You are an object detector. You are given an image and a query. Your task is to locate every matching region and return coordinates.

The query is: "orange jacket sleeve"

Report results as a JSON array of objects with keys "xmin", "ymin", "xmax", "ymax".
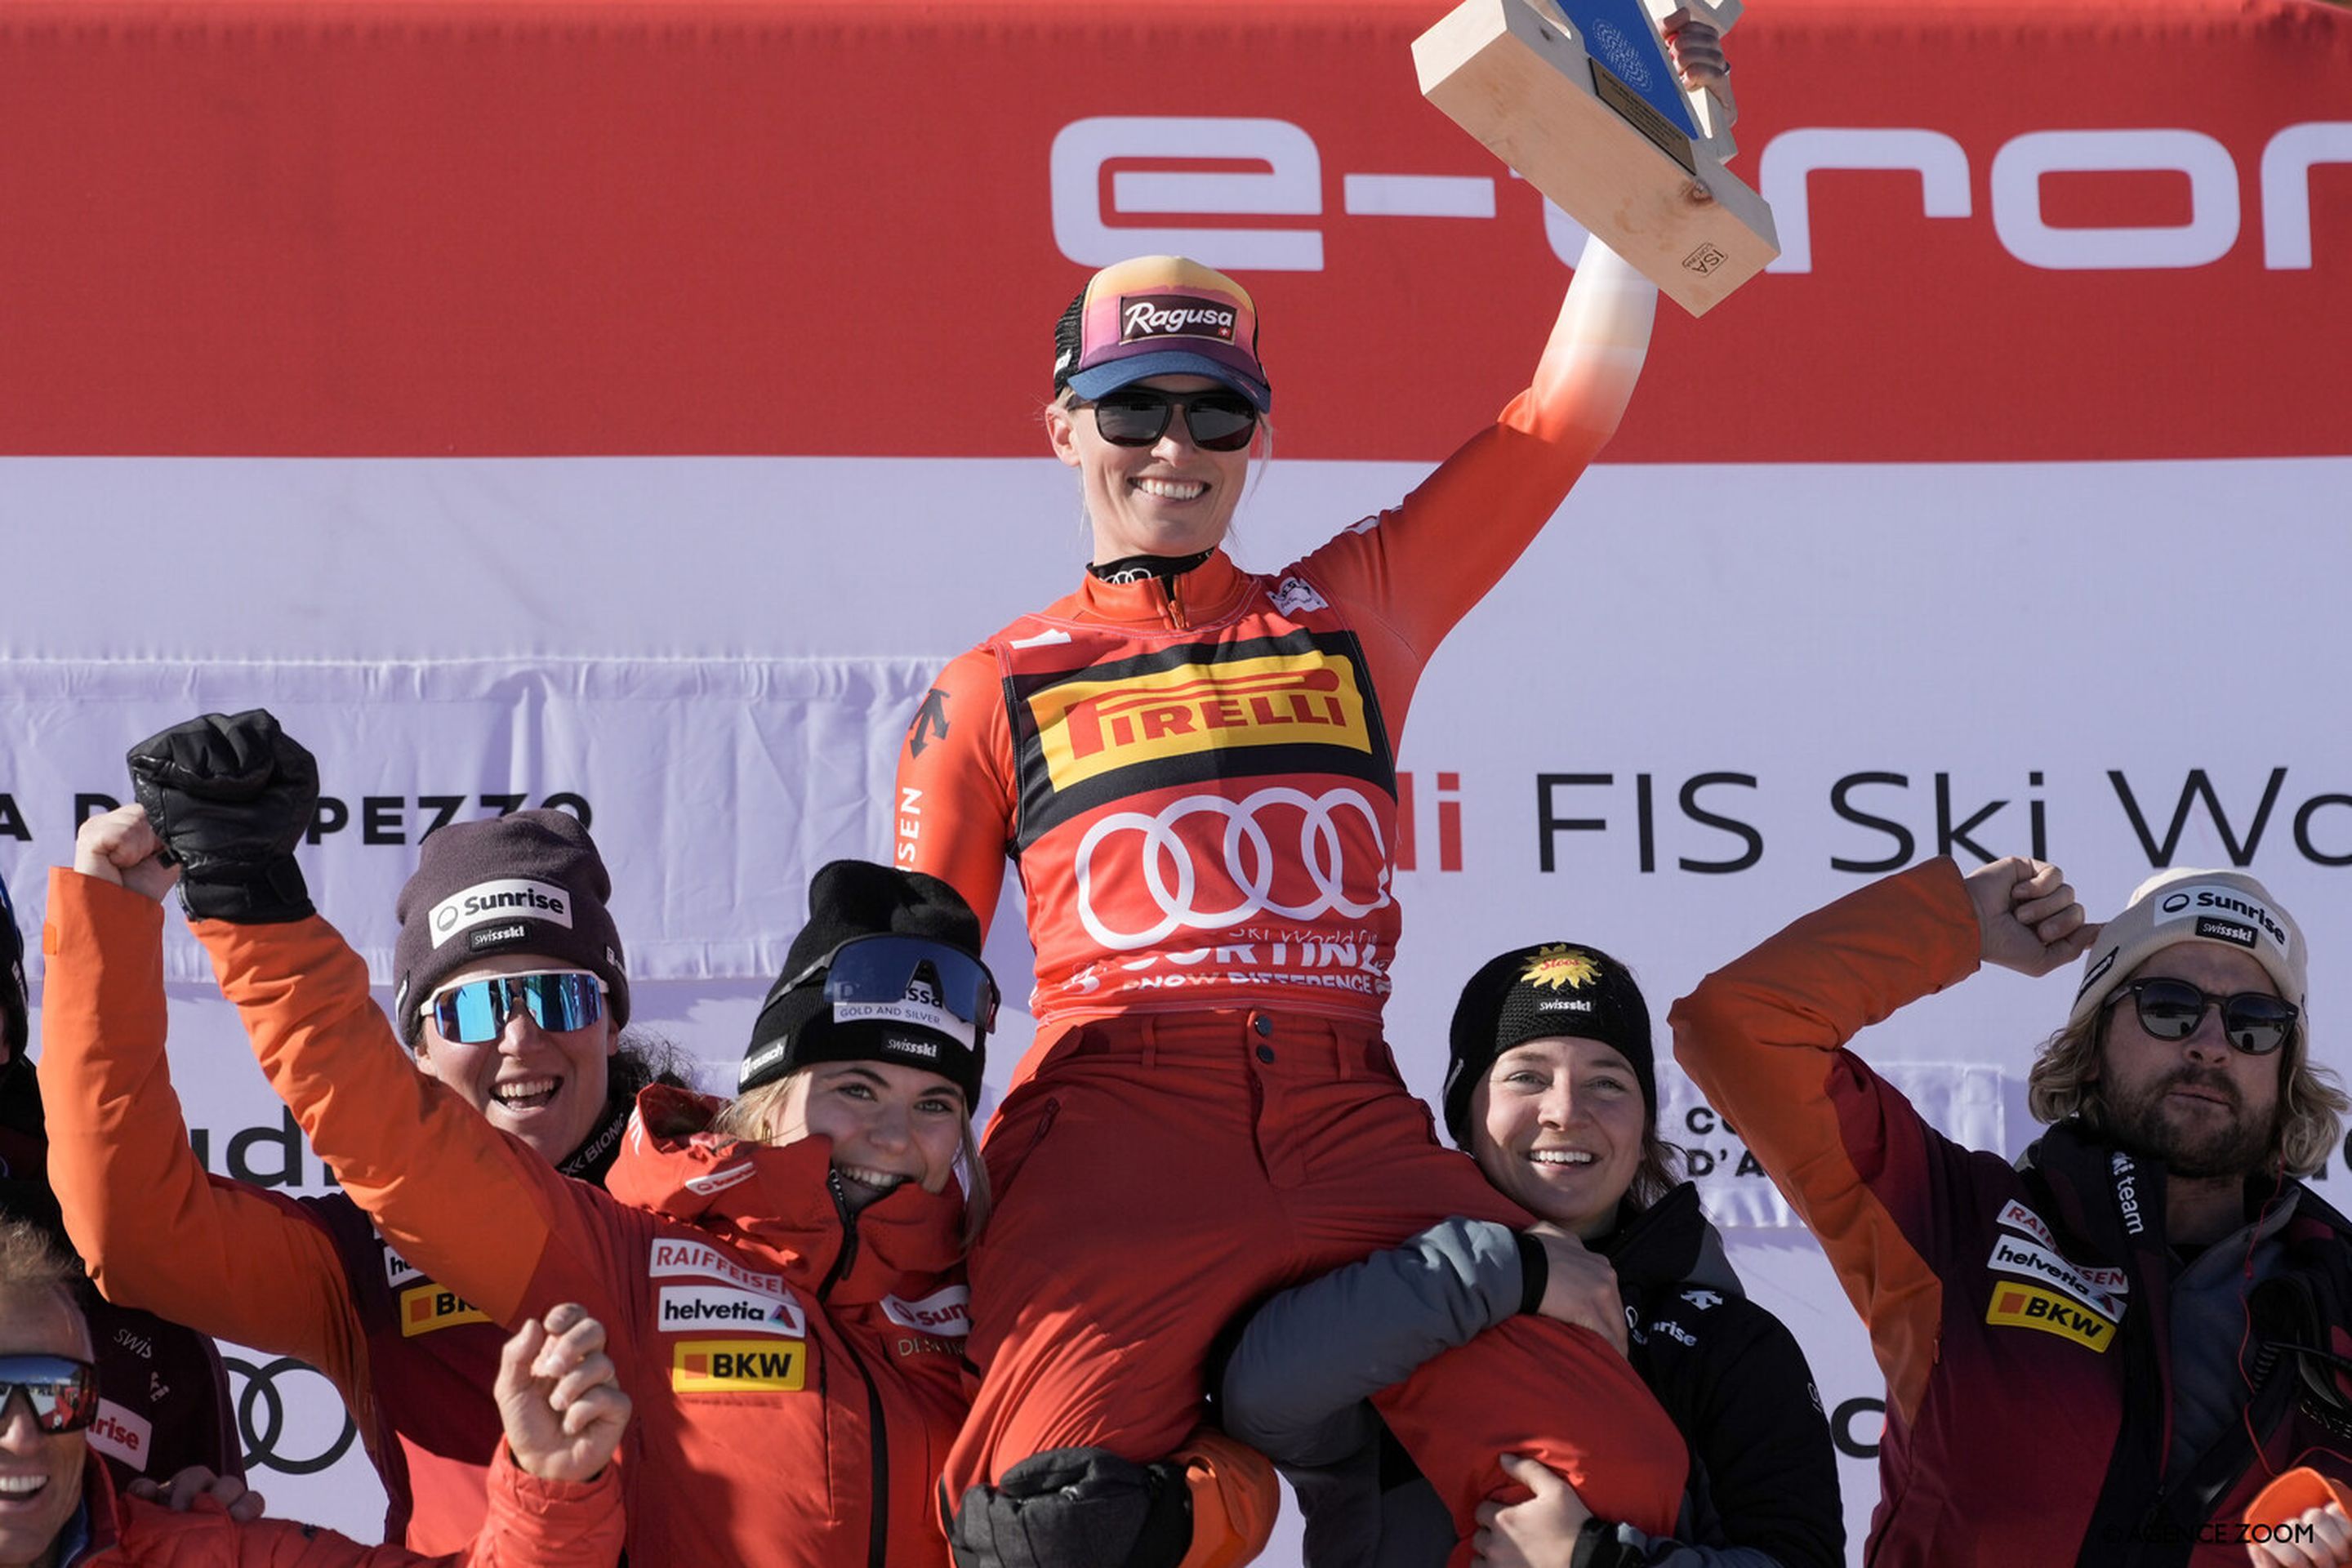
[
  {"xmin": 892, "ymin": 645, "xmax": 1017, "ymax": 942},
  {"xmin": 1666, "ymin": 858, "xmax": 1984, "ymax": 1424},
  {"xmin": 1300, "ymin": 246, "xmax": 1657, "ymax": 741},
  {"xmin": 40, "ymin": 871, "xmax": 369, "ymax": 1392},
  {"xmin": 190, "ymin": 914, "xmax": 633, "ymax": 1338}
]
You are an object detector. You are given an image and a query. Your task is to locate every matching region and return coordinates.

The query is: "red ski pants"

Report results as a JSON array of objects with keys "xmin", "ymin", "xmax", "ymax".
[{"xmin": 945, "ymin": 1009, "xmax": 1687, "ymax": 1558}]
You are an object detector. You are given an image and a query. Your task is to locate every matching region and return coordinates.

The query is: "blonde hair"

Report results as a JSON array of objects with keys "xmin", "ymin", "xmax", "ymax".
[
  {"xmin": 0, "ymin": 1219, "xmax": 87, "ymax": 1341},
  {"xmin": 707, "ymin": 1073, "xmax": 992, "ymax": 1247},
  {"xmin": 2028, "ymin": 1005, "xmax": 2347, "ymax": 1178}
]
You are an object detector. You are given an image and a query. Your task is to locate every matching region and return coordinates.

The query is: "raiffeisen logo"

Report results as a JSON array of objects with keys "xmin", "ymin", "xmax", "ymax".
[{"xmin": 429, "ymin": 878, "xmax": 573, "ymax": 947}]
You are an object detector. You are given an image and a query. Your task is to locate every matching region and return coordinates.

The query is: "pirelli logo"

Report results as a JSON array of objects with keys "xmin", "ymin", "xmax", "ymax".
[
  {"xmin": 671, "ymin": 1338, "xmax": 808, "ymax": 1392},
  {"xmin": 1985, "ymin": 1282, "xmax": 2115, "ymax": 1352},
  {"xmin": 399, "ymin": 1283, "xmax": 492, "ymax": 1338},
  {"xmin": 1027, "ymin": 651, "xmax": 1372, "ymax": 791}
]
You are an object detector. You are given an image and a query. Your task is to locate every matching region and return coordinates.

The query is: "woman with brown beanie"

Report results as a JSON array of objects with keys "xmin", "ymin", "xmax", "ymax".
[
  {"xmin": 46, "ymin": 794, "xmax": 668, "ymax": 1550},
  {"xmin": 56, "ymin": 708, "xmax": 993, "ymax": 1566}
]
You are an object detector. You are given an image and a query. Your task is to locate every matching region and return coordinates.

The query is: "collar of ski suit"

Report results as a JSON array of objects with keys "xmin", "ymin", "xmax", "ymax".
[
  {"xmin": 1067, "ymin": 547, "xmax": 1250, "ymax": 628},
  {"xmin": 604, "ymin": 1084, "xmax": 965, "ymax": 1303},
  {"xmin": 1596, "ymin": 1181, "xmax": 1744, "ymax": 1298}
]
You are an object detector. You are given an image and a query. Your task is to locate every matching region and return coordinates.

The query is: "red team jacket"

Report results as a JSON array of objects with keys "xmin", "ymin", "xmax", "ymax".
[
  {"xmin": 44, "ymin": 874, "xmax": 520, "ymax": 1552},
  {"xmin": 65, "ymin": 1444, "xmax": 621, "ymax": 1568},
  {"xmin": 1671, "ymin": 861, "xmax": 2352, "ymax": 1566},
  {"xmin": 160, "ymin": 901, "xmax": 970, "ymax": 1568}
]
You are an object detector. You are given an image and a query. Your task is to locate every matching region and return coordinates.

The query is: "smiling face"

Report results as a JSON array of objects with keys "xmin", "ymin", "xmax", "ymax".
[
  {"xmin": 769, "ymin": 1061, "xmax": 969, "ymax": 1214},
  {"xmin": 2096, "ymin": 945, "xmax": 2285, "ymax": 1179},
  {"xmin": 1467, "ymin": 1036, "xmax": 1649, "ymax": 1238},
  {"xmin": 0, "ymin": 1289, "xmax": 89, "ymax": 1568},
  {"xmin": 1047, "ymin": 374, "xmax": 1252, "ymax": 565},
  {"xmin": 414, "ymin": 952, "xmax": 619, "ymax": 1164}
]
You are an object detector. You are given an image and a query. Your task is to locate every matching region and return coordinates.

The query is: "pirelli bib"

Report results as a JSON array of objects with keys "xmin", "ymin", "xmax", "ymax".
[{"xmin": 898, "ymin": 369, "xmax": 1616, "ymax": 1029}]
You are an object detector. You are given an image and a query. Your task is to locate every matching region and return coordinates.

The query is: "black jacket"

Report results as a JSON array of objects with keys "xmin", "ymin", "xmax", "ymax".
[{"xmin": 1219, "ymin": 1181, "xmax": 1842, "ymax": 1568}]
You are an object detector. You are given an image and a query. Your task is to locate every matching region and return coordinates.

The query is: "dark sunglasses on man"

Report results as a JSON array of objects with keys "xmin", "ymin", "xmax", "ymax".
[
  {"xmin": 425, "ymin": 970, "xmax": 607, "ymax": 1045},
  {"xmin": 0, "ymin": 1354, "xmax": 101, "ymax": 1434},
  {"xmin": 1085, "ymin": 387, "xmax": 1258, "ymax": 452},
  {"xmin": 2110, "ymin": 978, "xmax": 2298, "ymax": 1055}
]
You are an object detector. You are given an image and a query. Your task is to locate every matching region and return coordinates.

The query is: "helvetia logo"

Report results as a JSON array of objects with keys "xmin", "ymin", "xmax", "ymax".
[{"xmin": 658, "ymin": 1285, "xmax": 808, "ymax": 1338}]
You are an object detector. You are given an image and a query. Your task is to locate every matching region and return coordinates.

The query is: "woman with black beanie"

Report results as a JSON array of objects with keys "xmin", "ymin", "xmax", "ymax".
[{"xmin": 1221, "ymin": 942, "xmax": 1842, "ymax": 1568}]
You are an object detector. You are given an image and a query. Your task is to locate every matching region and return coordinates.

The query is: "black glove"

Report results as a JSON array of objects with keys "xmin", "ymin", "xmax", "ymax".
[
  {"xmin": 126, "ymin": 710, "xmax": 318, "ymax": 924},
  {"xmin": 950, "ymin": 1446, "xmax": 1192, "ymax": 1568}
]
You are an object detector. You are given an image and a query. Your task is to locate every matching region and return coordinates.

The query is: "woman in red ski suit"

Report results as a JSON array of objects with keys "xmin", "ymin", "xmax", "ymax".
[{"xmin": 898, "ymin": 146, "xmax": 1727, "ymax": 1562}]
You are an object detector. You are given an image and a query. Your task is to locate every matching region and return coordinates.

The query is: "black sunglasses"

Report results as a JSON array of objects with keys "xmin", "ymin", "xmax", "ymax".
[
  {"xmin": 2109, "ymin": 978, "xmax": 2298, "ymax": 1056},
  {"xmin": 0, "ymin": 1354, "xmax": 100, "ymax": 1434},
  {"xmin": 1085, "ymin": 388, "xmax": 1258, "ymax": 452}
]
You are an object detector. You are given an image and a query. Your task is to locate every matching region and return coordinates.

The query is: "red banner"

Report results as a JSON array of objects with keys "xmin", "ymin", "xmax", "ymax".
[{"xmin": 0, "ymin": 0, "xmax": 2345, "ymax": 460}]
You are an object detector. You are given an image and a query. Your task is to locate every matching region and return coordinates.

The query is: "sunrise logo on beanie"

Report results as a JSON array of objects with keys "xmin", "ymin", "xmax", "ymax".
[{"xmin": 390, "ymin": 811, "xmax": 629, "ymax": 1045}]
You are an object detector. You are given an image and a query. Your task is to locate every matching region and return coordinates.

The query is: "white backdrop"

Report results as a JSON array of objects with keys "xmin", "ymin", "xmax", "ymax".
[{"xmin": 10, "ymin": 452, "xmax": 2352, "ymax": 1555}]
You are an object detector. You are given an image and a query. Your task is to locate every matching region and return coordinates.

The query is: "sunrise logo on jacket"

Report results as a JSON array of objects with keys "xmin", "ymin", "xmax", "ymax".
[
  {"xmin": 880, "ymin": 1285, "xmax": 971, "ymax": 1337},
  {"xmin": 671, "ymin": 1339, "xmax": 808, "ymax": 1392}
]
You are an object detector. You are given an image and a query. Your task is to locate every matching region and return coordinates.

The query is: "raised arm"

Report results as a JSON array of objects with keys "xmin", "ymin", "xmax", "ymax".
[
  {"xmin": 119, "ymin": 713, "xmax": 629, "ymax": 1336},
  {"xmin": 42, "ymin": 813, "xmax": 363, "ymax": 1385},
  {"xmin": 1298, "ymin": 236, "xmax": 1662, "ymax": 731},
  {"xmin": 892, "ymin": 646, "xmax": 1016, "ymax": 940},
  {"xmin": 242, "ymin": 1307, "xmax": 630, "ymax": 1568},
  {"xmin": 1665, "ymin": 857, "xmax": 2088, "ymax": 1415}
]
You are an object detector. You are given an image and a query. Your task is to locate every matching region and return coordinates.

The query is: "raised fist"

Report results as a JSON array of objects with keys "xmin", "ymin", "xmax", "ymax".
[{"xmin": 126, "ymin": 710, "xmax": 318, "ymax": 924}]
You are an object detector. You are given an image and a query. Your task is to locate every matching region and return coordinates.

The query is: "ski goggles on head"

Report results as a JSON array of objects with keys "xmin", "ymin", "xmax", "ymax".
[
  {"xmin": 0, "ymin": 1355, "xmax": 100, "ymax": 1434},
  {"xmin": 786, "ymin": 935, "xmax": 999, "ymax": 1051},
  {"xmin": 424, "ymin": 969, "xmax": 607, "ymax": 1045},
  {"xmin": 1085, "ymin": 387, "xmax": 1258, "ymax": 452},
  {"xmin": 2110, "ymin": 978, "xmax": 2298, "ymax": 1056}
]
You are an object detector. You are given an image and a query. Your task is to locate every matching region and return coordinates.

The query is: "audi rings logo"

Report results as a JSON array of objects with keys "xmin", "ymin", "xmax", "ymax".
[
  {"xmin": 1074, "ymin": 786, "xmax": 1392, "ymax": 949},
  {"xmin": 226, "ymin": 1355, "xmax": 359, "ymax": 1476},
  {"xmin": 1588, "ymin": 19, "xmax": 1655, "ymax": 92}
]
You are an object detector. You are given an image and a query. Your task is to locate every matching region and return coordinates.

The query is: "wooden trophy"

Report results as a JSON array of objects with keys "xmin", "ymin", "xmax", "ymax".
[{"xmin": 1413, "ymin": 0, "xmax": 1777, "ymax": 314}]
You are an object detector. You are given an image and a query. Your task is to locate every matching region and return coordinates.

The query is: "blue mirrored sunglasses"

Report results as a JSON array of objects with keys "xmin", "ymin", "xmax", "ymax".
[
  {"xmin": 0, "ymin": 1354, "xmax": 100, "ymax": 1433},
  {"xmin": 786, "ymin": 934, "xmax": 998, "ymax": 1051},
  {"xmin": 425, "ymin": 970, "xmax": 606, "ymax": 1045}
]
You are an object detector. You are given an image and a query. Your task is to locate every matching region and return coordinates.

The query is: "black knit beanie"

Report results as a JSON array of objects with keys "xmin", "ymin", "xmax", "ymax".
[
  {"xmin": 740, "ymin": 861, "xmax": 989, "ymax": 1105},
  {"xmin": 1441, "ymin": 942, "xmax": 1655, "ymax": 1146},
  {"xmin": 390, "ymin": 811, "xmax": 629, "ymax": 1045}
]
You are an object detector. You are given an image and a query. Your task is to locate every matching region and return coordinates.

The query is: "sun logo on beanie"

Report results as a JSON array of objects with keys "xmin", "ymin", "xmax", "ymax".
[{"xmin": 1519, "ymin": 946, "xmax": 1601, "ymax": 991}]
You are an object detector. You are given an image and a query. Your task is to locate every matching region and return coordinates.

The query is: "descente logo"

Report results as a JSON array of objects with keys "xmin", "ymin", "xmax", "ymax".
[
  {"xmin": 430, "ymin": 879, "xmax": 573, "ymax": 948},
  {"xmin": 1120, "ymin": 294, "xmax": 1236, "ymax": 344}
]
